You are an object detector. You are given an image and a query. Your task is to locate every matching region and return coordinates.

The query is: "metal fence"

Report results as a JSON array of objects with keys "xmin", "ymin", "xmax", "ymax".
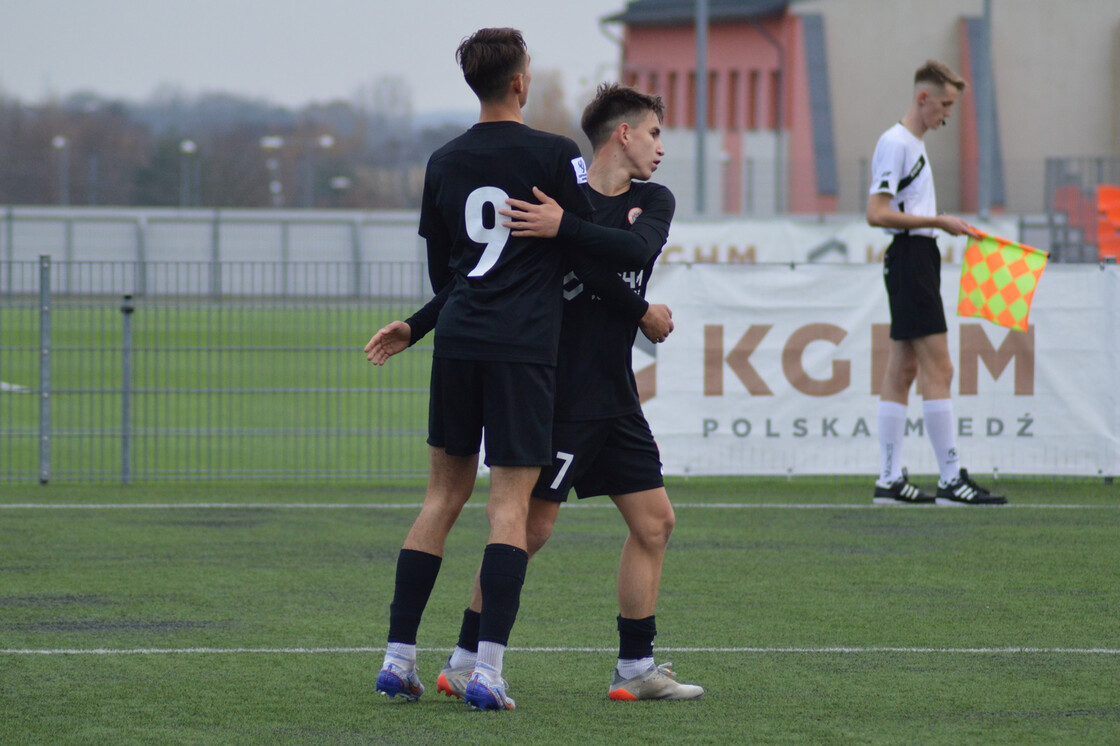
[
  {"xmin": 0, "ymin": 206, "xmax": 427, "ymax": 271},
  {"xmin": 1, "ymin": 258, "xmax": 433, "ymax": 482},
  {"xmin": 1044, "ymin": 156, "xmax": 1120, "ymax": 262}
]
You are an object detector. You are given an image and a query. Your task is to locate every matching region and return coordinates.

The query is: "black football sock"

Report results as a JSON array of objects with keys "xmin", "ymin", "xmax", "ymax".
[
  {"xmin": 477, "ymin": 543, "xmax": 529, "ymax": 646},
  {"xmin": 386, "ymin": 548, "xmax": 442, "ymax": 644},
  {"xmin": 617, "ymin": 614, "xmax": 657, "ymax": 661},
  {"xmin": 457, "ymin": 607, "xmax": 481, "ymax": 653}
]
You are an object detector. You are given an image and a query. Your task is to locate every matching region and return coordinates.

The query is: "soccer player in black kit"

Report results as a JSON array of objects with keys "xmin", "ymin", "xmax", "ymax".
[
  {"xmin": 372, "ymin": 31, "xmax": 653, "ymax": 712},
  {"xmin": 367, "ymin": 84, "xmax": 702, "ymax": 702}
]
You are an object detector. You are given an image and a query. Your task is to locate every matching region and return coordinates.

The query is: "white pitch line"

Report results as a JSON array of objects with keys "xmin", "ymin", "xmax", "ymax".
[
  {"xmin": 0, "ymin": 503, "xmax": 438, "ymax": 510},
  {"xmin": 3, "ymin": 646, "xmax": 1118, "ymax": 656},
  {"xmin": 0, "ymin": 502, "xmax": 1115, "ymax": 510}
]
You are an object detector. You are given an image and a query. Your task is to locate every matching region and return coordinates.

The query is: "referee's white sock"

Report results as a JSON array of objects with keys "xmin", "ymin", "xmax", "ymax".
[
  {"xmin": 877, "ymin": 401, "xmax": 908, "ymax": 485},
  {"xmin": 923, "ymin": 398, "xmax": 961, "ymax": 483}
]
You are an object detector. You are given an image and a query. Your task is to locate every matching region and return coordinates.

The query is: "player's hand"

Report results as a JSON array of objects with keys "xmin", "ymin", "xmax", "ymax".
[
  {"xmin": 639, "ymin": 304, "xmax": 674, "ymax": 343},
  {"xmin": 937, "ymin": 214, "xmax": 979, "ymax": 238},
  {"xmin": 364, "ymin": 321, "xmax": 411, "ymax": 365},
  {"xmin": 500, "ymin": 186, "xmax": 563, "ymax": 238}
]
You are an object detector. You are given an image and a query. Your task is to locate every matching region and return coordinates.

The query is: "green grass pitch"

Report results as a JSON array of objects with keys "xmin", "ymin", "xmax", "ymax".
[
  {"xmin": 1, "ymin": 301, "xmax": 433, "ymax": 480},
  {"xmin": 2, "ymin": 478, "xmax": 1118, "ymax": 744}
]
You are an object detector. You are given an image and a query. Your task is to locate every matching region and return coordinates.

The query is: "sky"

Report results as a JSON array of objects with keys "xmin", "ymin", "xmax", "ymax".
[{"xmin": 0, "ymin": 0, "xmax": 628, "ymax": 116}]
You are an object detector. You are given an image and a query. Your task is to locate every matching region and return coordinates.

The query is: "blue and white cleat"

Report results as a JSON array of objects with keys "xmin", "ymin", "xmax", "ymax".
[
  {"xmin": 463, "ymin": 669, "xmax": 516, "ymax": 711},
  {"xmin": 376, "ymin": 662, "xmax": 425, "ymax": 701}
]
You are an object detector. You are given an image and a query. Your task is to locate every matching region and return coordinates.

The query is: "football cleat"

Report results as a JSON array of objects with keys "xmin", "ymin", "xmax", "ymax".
[
  {"xmin": 376, "ymin": 662, "xmax": 425, "ymax": 702},
  {"xmin": 463, "ymin": 669, "xmax": 516, "ymax": 711},
  {"xmin": 873, "ymin": 468, "xmax": 935, "ymax": 504},
  {"xmin": 936, "ymin": 468, "xmax": 1007, "ymax": 505},
  {"xmin": 608, "ymin": 662, "xmax": 704, "ymax": 701},
  {"xmin": 436, "ymin": 659, "xmax": 473, "ymax": 699}
]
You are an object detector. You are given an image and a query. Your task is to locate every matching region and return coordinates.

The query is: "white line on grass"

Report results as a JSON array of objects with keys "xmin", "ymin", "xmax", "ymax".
[
  {"xmin": 3, "ymin": 646, "xmax": 1119, "ymax": 656},
  {"xmin": 0, "ymin": 503, "xmax": 1115, "ymax": 510}
]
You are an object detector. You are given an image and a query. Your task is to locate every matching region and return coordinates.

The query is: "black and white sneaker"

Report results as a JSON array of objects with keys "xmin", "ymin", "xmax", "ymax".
[
  {"xmin": 873, "ymin": 468, "xmax": 935, "ymax": 504},
  {"xmin": 935, "ymin": 469, "xmax": 1007, "ymax": 505}
]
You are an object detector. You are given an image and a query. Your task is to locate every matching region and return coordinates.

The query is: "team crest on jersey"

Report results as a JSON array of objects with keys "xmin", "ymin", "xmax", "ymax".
[
  {"xmin": 627, "ymin": 207, "xmax": 643, "ymax": 225},
  {"xmin": 571, "ymin": 157, "xmax": 588, "ymax": 184}
]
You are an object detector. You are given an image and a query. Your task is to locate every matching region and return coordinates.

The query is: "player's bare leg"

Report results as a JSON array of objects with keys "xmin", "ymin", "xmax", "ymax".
[
  {"xmin": 442, "ymin": 493, "xmax": 557, "ymax": 699},
  {"xmin": 880, "ymin": 338, "xmax": 919, "ymax": 405},
  {"xmin": 402, "ymin": 448, "xmax": 479, "ymax": 554},
  {"xmin": 909, "ymin": 332, "xmax": 952, "ymax": 400},
  {"xmin": 484, "ymin": 465, "xmax": 539, "ymax": 550},
  {"xmin": 607, "ymin": 488, "xmax": 702, "ymax": 700},
  {"xmin": 379, "ymin": 448, "xmax": 477, "ymax": 701},
  {"xmin": 611, "ymin": 488, "xmax": 673, "ymax": 619},
  {"xmin": 463, "ymin": 464, "xmax": 540, "ymax": 710}
]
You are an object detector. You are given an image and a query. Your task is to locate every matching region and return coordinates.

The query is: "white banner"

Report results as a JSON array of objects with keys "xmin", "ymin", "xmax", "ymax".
[
  {"xmin": 637, "ymin": 263, "xmax": 1120, "ymax": 477},
  {"xmin": 659, "ymin": 216, "xmax": 1021, "ymax": 265}
]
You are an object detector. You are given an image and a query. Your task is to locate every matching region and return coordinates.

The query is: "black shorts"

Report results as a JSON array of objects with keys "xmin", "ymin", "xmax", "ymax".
[
  {"xmin": 533, "ymin": 411, "xmax": 664, "ymax": 502},
  {"xmin": 427, "ymin": 357, "xmax": 555, "ymax": 467},
  {"xmin": 883, "ymin": 233, "xmax": 948, "ymax": 340}
]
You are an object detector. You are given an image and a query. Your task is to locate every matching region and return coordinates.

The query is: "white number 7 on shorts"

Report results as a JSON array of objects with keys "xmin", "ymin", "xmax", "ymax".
[{"xmin": 549, "ymin": 451, "xmax": 574, "ymax": 490}]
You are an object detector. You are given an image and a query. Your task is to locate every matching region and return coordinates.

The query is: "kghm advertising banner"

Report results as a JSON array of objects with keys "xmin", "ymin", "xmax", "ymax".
[{"xmin": 636, "ymin": 264, "xmax": 1119, "ymax": 478}]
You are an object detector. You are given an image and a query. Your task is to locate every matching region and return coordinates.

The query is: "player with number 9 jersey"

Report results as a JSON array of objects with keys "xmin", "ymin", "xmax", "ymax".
[{"xmin": 419, "ymin": 121, "xmax": 594, "ymax": 366}]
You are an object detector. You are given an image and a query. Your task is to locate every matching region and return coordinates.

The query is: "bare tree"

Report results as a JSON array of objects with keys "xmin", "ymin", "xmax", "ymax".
[
  {"xmin": 524, "ymin": 69, "xmax": 583, "ymax": 151},
  {"xmin": 0, "ymin": 79, "xmax": 445, "ymax": 209},
  {"xmin": 355, "ymin": 75, "xmax": 414, "ymax": 154}
]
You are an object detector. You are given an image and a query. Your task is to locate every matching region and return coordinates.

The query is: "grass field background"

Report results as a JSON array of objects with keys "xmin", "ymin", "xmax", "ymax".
[
  {"xmin": 2, "ymin": 477, "xmax": 1117, "ymax": 744},
  {"xmin": 1, "ymin": 301, "xmax": 433, "ymax": 480}
]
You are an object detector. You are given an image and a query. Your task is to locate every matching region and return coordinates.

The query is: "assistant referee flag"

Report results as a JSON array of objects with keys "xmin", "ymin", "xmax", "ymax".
[{"xmin": 957, "ymin": 230, "xmax": 1049, "ymax": 332}]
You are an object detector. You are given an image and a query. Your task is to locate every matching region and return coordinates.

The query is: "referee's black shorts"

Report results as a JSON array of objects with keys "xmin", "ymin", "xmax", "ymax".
[
  {"xmin": 427, "ymin": 357, "xmax": 555, "ymax": 467},
  {"xmin": 532, "ymin": 411, "xmax": 664, "ymax": 502},
  {"xmin": 883, "ymin": 233, "xmax": 948, "ymax": 340}
]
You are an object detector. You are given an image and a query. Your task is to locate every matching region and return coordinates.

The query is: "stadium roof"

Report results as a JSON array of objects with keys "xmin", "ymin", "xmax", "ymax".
[{"xmin": 605, "ymin": 0, "xmax": 792, "ymax": 26}]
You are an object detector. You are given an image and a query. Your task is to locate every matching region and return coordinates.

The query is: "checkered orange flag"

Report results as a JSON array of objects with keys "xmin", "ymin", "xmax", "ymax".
[{"xmin": 957, "ymin": 230, "xmax": 1049, "ymax": 332}]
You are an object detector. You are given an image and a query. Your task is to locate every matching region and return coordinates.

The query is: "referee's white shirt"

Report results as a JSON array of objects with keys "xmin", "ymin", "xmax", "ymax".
[{"xmin": 869, "ymin": 122, "xmax": 937, "ymax": 238}]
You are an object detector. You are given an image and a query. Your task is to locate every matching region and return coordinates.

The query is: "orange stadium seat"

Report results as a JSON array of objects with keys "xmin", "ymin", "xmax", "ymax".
[
  {"xmin": 1098, "ymin": 184, "xmax": 1120, "ymax": 222},
  {"xmin": 1098, "ymin": 234, "xmax": 1120, "ymax": 262},
  {"xmin": 1097, "ymin": 184, "xmax": 1120, "ymax": 261}
]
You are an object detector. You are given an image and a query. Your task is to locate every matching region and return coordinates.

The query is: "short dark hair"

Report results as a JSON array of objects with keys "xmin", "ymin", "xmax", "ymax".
[
  {"xmin": 455, "ymin": 28, "xmax": 528, "ymax": 103},
  {"xmin": 580, "ymin": 83, "xmax": 666, "ymax": 150},
  {"xmin": 914, "ymin": 60, "xmax": 967, "ymax": 92}
]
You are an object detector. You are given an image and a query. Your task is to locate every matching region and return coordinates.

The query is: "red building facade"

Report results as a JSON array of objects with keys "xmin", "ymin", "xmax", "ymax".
[
  {"xmin": 606, "ymin": 0, "xmax": 1007, "ymax": 217},
  {"xmin": 609, "ymin": 0, "xmax": 838, "ymax": 214}
]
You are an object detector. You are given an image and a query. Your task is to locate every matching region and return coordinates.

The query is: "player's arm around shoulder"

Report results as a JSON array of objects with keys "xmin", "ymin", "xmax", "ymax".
[
  {"xmin": 643, "ymin": 182, "xmax": 676, "ymax": 216},
  {"xmin": 497, "ymin": 137, "xmax": 592, "ymax": 238},
  {"xmin": 632, "ymin": 183, "xmax": 675, "ymax": 238},
  {"xmin": 634, "ymin": 184, "xmax": 675, "ymax": 343},
  {"xmin": 501, "ymin": 186, "xmax": 564, "ymax": 238}
]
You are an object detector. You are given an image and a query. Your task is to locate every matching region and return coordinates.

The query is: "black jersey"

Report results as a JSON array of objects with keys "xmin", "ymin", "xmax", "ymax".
[
  {"xmin": 553, "ymin": 181, "xmax": 675, "ymax": 421},
  {"xmin": 419, "ymin": 121, "xmax": 594, "ymax": 365}
]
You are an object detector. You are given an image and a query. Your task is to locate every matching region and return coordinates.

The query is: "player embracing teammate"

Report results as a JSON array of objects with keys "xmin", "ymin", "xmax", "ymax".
[{"xmin": 367, "ymin": 27, "xmax": 700, "ymax": 711}]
